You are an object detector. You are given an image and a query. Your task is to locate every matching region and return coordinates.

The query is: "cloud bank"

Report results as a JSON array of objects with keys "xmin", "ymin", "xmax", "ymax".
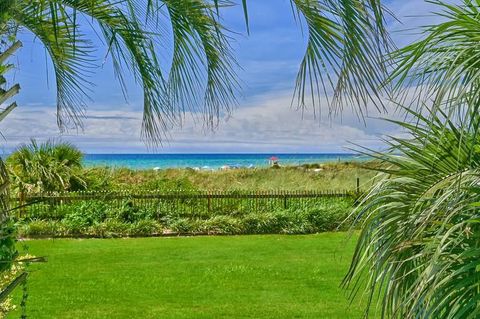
[{"xmin": 0, "ymin": 91, "xmax": 401, "ymax": 154}]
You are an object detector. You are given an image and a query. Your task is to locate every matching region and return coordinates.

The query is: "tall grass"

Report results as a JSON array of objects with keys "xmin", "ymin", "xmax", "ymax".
[{"xmin": 81, "ymin": 162, "xmax": 377, "ymax": 192}]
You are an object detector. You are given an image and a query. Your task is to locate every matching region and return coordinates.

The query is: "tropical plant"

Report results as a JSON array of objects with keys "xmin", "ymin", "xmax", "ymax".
[
  {"xmin": 7, "ymin": 0, "xmax": 480, "ymax": 317},
  {"xmin": 0, "ymin": 38, "xmax": 25, "ymax": 318},
  {"xmin": 341, "ymin": 1, "xmax": 480, "ymax": 318},
  {"xmin": 390, "ymin": 0, "xmax": 480, "ymax": 115},
  {"xmin": 343, "ymin": 107, "xmax": 480, "ymax": 318},
  {"xmin": 7, "ymin": 139, "xmax": 85, "ymax": 193}
]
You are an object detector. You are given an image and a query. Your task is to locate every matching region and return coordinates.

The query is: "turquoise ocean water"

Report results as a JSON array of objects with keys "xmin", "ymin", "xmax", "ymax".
[{"xmin": 83, "ymin": 153, "xmax": 364, "ymax": 170}]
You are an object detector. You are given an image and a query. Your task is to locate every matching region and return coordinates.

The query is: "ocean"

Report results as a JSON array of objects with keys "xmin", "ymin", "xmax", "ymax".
[{"xmin": 83, "ymin": 153, "xmax": 364, "ymax": 170}]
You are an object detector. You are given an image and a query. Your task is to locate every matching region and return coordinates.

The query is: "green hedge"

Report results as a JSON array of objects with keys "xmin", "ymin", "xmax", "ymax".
[{"xmin": 17, "ymin": 198, "xmax": 354, "ymax": 238}]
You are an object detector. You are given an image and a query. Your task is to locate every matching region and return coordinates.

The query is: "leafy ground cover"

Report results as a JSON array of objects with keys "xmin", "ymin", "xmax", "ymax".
[
  {"xmin": 8, "ymin": 233, "xmax": 366, "ymax": 319},
  {"xmin": 19, "ymin": 197, "xmax": 354, "ymax": 238}
]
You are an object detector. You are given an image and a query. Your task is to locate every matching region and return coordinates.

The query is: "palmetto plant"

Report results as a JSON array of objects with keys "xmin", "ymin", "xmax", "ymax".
[{"xmin": 7, "ymin": 139, "xmax": 85, "ymax": 194}]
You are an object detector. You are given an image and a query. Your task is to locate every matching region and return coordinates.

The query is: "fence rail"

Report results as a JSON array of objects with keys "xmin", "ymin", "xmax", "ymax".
[{"xmin": 12, "ymin": 189, "xmax": 357, "ymax": 219}]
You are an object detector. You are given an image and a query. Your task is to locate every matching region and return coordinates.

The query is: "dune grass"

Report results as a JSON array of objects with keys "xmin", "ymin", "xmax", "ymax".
[
  {"xmin": 9, "ymin": 233, "xmax": 367, "ymax": 319},
  {"xmin": 83, "ymin": 162, "xmax": 377, "ymax": 192}
]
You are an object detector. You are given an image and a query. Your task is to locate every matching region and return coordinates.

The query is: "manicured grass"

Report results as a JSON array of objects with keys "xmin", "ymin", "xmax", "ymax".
[{"xmin": 9, "ymin": 233, "xmax": 365, "ymax": 319}]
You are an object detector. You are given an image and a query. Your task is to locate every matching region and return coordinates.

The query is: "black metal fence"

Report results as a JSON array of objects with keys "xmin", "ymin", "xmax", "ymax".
[{"xmin": 13, "ymin": 190, "xmax": 356, "ymax": 219}]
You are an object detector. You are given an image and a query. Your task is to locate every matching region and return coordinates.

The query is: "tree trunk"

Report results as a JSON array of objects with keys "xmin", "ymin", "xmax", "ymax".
[{"xmin": 0, "ymin": 41, "xmax": 21, "ymax": 271}]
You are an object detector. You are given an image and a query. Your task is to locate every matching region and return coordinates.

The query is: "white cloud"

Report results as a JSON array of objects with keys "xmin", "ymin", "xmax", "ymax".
[{"xmin": 0, "ymin": 91, "xmax": 403, "ymax": 154}]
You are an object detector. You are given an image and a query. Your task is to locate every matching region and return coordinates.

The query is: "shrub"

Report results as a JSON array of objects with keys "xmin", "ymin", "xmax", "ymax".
[
  {"xmin": 87, "ymin": 220, "xmax": 130, "ymax": 238},
  {"xmin": 107, "ymin": 199, "xmax": 149, "ymax": 223},
  {"xmin": 25, "ymin": 203, "xmax": 66, "ymax": 221},
  {"xmin": 63, "ymin": 201, "xmax": 108, "ymax": 233},
  {"xmin": 305, "ymin": 201, "xmax": 352, "ymax": 232},
  {"xmin": 243, "ymin": 213, "xmax": 280, "ymax": 234},
  {"xmin": 19, "ymin": 220, "xmax": 62, "ymax": 237},
  {"xmin": 201, "ymin": 216, "xmax": 243, "ymax": 234},
  {"xmin": 18, "ymin": 195, "xmax": 354, "ymax": 237},
  {"xmin": 278, "ymin": 210, "xmax": 312, "ymax": 234},
  {"xmin": 168, "ymin": 218, "xmax": 201, "ymax": 234},
  {"xmin": 129, "ymin": 220, "xmax": 161, "ymax": 237}
]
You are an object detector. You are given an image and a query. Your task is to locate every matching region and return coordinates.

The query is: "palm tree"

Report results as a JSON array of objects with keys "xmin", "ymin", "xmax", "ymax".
[
  {"xmin": 13, "ymin": 0, "xmax": 476, "ymax": 317},
  {"xmin": 342, "ymin": 1, "xmax": 480, "ymax": 318},
  {"xmin": 0, "ymin": 39, "xmax": 24, "ymax": 312},
  {"xmin": 1, "ymin": 0, "xmax": 241, "ymax": 142},
  {"xmin": 343, "ymin": 107, "xmax": 480, "ymax": 318},
  {"xmin": 7, "ymin": 139, "xmax": 85, "ymax": 194}
]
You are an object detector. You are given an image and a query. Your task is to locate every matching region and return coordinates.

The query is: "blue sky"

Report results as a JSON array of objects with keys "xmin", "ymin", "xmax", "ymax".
[{"xmin": 0, "ymin": 0, "xmax": 444, "ymax": 154}]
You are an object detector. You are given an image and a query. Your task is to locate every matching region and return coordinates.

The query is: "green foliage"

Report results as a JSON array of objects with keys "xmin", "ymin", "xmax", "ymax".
[
  {"xmin": 86, "ymin": 220, "xmax": 130, "ymax": 238},
  {"xmin": 343, "ymin": 108, "xmax": 480, "ymax": 318},
  {"xmin": 20, "ymin": 220, "xmax": 62, "ymax": 237},
  {"xmin": 18, "ymin": 196, "xmax": 353, "ymax": 238},
  {"xmin": 202, "ymin": 215, "xmax": 244, "ymax": 234},
  {"xmin": 391, "ymin": 0, "xmax": 480, "ymax": 117},
  {"xmin": 167, "ymin": 218, "xmax": 200, "ymax": 234},
  {"xmin": 128, "ymin": 220, "xmax": 161, "ymax": 237},
  {"xmin": 0, "ymin": 258, "xmax": 25, "ymax": 318},
  {"xmin": 7, "ymin": 139, "xmax": 85, "ymax": 194},
  {"xmin": 62, "ymin": 201, "xmax": 108, "ymax": 234},
  {"xmin": 0, "ymin": 219, "xmax": 16, "ymax": 272},
  {"xmin": 291, "ymin": 0, "xmax": 390, "ymax": 112},
  {"xmin": 2, "ymin": 0, "xmax": 242, "ymax": 143},
  {"xmin": 3, "ymin": 0, "xmax": 390, "ymax": 142}
]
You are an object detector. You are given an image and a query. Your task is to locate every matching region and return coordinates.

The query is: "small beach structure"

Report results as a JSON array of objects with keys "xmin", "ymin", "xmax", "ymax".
[{"xmin": 268, "ymin": 156, "xmax": 279, "ymax": 167}]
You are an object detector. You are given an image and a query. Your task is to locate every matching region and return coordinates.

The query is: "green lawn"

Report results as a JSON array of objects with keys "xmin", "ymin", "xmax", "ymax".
[{"xmin": 9, "ymin": 233, "xmax": 366, "ymax": 319}]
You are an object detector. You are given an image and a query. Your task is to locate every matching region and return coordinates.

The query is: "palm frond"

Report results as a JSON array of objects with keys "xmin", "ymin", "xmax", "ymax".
[
  {"xmin": 7, "ymin": 139, "xmax": 85, "ymax": 192},
  {"xmin": 13, "ymin": 1, "xmax": 95, "ymax": 129},
  {"xmin": 8, "ymin": 0, "xmax": 242, "ymax": 143},
  {"xmin": 164, "ymin": 0, "xmax": 239, "ymax": 130},
  {"xmin": 291, "ymin": 0, "xmax": 392, "ymax": 117},
  {"xmin": 390, "ymin": 0, "xmax": 480, "ymax": 119},
  {"xmin": 343, "ymin": 105, "xmax": 480, "ymax": 318}
]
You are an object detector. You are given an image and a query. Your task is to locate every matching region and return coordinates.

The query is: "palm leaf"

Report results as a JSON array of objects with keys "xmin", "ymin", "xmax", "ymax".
[
  {"xmin": 343, "ymin": 105, "xmax": 480, "ymax": 318},
  {"xmin": 390, "ymin": 0, "xmax": 480, "ymax": 120},
  {"xmin": 291, "ymin": 0, "xmax": 392, "ymax": 116}
]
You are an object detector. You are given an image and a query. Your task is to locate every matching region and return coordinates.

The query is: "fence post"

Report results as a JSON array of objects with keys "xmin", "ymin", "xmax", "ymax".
[
  {"xmin": 356, "ymin": 177, "xmax": 360, "ymax": 195},
  {"xmin": 207, "ymin": 191, "xmax": 211, "ymax": 213}
]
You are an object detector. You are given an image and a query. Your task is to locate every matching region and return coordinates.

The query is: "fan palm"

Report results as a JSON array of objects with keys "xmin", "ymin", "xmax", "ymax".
[{"xmin": 7, "ymin": 139, "xmax": 85, "ymax": 193}]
